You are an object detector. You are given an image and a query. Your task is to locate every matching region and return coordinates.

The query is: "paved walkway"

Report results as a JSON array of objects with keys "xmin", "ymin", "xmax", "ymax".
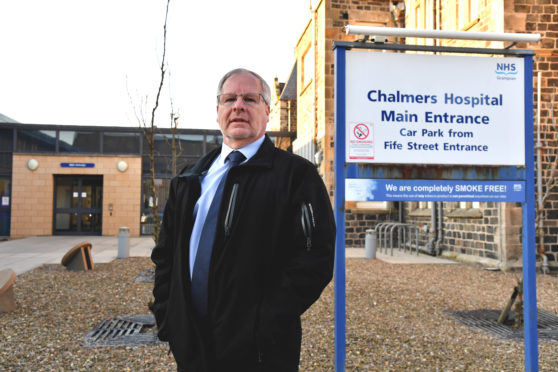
[
  {"xmin": 0, "ymin": 236, "xmax": 155, "ymax": 274},
  {"xmin": 347, "ymin": 247, "xmax": 458, "ymax": 264},
  {"xmin": 0, "ymin": 236, "xmax": 457, "ymax": 275}
]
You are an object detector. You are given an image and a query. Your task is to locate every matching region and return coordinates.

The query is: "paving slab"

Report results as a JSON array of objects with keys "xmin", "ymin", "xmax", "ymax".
[
  {"xmin": 0, "ymin": 236, "xmax": 155, "ymax": 274},
  {"xmin": 346, "ymin": 247, "xmax": 458, "ymax": 264},
  {"xmin": 1, "ymin": 237, "xmax": 457, "ymax": 275}
]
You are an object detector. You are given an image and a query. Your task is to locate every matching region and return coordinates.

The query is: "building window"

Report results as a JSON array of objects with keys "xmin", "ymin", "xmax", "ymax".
[
  {"xmin": 457, "ymin": 0, "xmax": 480, "ymax": 30},
  {"xmin": 459, "ymin": 201, "xmax": 480, "ymax": 209},
  {"xmin": 292, "ymin": 137, "xmax": 315, "ymax": 163},
  {"xmin": 408, "ymin": 201, "xmax": 432, "ymax": 217},
  {"xmin": 59, "ymin": 131, "xmax": 101, "ymax": 153},
  {"xmin": 143, "ymin": 155, "xmax": 199, "ymax": 177},
  {"xmin": 414, "ymin": 1, "xmax": 423, "ymax": 29},
  {"xmin": 0, "ymin": 153, "xmax": 11, "ymax": 174},
  {"xmin": 16, "ymin": 129, "xmax": 56, "ymax": 153},
  {"xmin": 205, "ymin": 134, "xmax": 222, "ymax": 153},
  {"xmin": 301, "ymin": 45, "xmax": 314, "ymax": 88},
  {"xmin": 103, "ymin": 132, "xmax": 140, "ymax": 154},
  {"xmin": 141, "ymin": 177, "xmax": 170, "ymax": 235},
  {"xmin": 149, "ymin": 133, "xmax": 204, "ymax": 157},
  {"xmin": 447, "ymin": 201, "xmax": 483, "ymax": 219},
  {"xmin": 177, "ymin": 134, "xmax": 204, "ymax": 156},
  {"xmin": 0, "ymin": 129, "xmax": 13, "ymax": 152},
  {"xmin": 352, "ymin": 201, "xmax": 393, "ymax": 213},
  {"xmin": 410, "ymin": 0, "xmax": 434, "ymax": 46}
]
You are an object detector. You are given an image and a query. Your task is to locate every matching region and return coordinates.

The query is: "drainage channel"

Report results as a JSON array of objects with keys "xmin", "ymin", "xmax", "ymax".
[
  {"xmin": 83, "ymin": 314, "xmax": 166, "ymax": 347},
  {"xmin": 445, "ymin": 309, "xmax": 558, "ymax": 342}
]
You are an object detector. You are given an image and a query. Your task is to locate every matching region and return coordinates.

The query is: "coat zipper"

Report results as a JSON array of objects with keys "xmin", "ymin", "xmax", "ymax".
[
  {"xmin": 224, "ymin": 183, "xmax": 239, "ymax": 237},
  {"xmin": 255, "ymin": 333, "xmax": 263, "ymax": 366},
  {"xmin": 301, "ymin": 202, "xmax": 315, "ymax": 251}
]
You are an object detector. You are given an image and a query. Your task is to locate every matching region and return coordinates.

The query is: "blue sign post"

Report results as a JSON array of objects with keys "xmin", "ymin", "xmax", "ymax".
[
  {"xmin": 522, "ymin": 55, "xmax": 538, "ymax": 371},
  {"xmin": 334, "ymin": 42, "xmax": 537, "ymax": 371},
  {"xmin": 333, "ymin": 44, "xmax": 347, "ymax": 372}
]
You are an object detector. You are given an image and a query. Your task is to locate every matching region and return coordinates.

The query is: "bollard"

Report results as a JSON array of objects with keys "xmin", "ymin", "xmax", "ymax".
[
  {"xmin": 365, "ymin": 229, "xmax": 377, "ymax": 259},
  {"xmin": 118, "ymin": 227, "xmax": 130, "ymax": 259}
]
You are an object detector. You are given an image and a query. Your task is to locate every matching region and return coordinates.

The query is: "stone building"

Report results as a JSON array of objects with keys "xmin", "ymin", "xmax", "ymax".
[{"xmin": 269, "ymin": 0, "xmax": 558, "ymax": 270}]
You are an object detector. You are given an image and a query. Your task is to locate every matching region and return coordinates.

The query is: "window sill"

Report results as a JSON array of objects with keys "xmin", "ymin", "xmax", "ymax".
[
  {"xmin": 299, "ymin": 79, "xmax": 313, "ymax": 96},
  {"xmin": 345, "ymin": 201, "xmax": 392, "ymax": 214},
  {"xmin": 461, "ymin": 17, "xmax": 480, "ymax": 32},
  {"xmin": 446, "ymin": 208, "xmax": 483, "ymax": 219},
  {"xmin": 408, "ymin": 208, "xmax": 431, "ymax": 217}
]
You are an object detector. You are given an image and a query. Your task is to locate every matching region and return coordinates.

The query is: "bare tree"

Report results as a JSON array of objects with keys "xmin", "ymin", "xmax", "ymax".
[
  {"xmin": 165, "ymin": 71, "xmax": 183, "ymax": 176},
  {"xmin": 130, "ymin": 0, "xmax": 171, "ymax": 243},
  {"xmin": 536, "ymin": 89, "xmax": 557, "ymax": 273},
  {"xmin": 167, "ymin": 111, "xmax": 182, "ymax": 176}
]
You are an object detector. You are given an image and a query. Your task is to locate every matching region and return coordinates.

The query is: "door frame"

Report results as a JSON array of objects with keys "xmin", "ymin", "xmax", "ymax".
[
  {"xmin": 53, "ymin": 175, "xmax": 103, "ymax": 235},
  {"xmin": 0, "ymin": 175, "xmax": 11, "ymax": 238}
]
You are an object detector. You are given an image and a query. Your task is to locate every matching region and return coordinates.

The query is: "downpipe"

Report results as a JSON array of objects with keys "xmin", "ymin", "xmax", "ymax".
[
  {"xmin": 536, "ymin": 71, "xmax": 550, "ymax": 274},
  {"xmin": 424, "ymin": 202, "xmax": 437, "ymax": 255},
  {"xmin": 434, "ymin": 202, "xmax": 444, "ymax": 256}
]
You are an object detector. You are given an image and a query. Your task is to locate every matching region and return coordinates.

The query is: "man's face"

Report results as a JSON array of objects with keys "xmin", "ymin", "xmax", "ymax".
[{"xmin": 217, "ymin": 72, "xmax": 270, "ymax": 149}]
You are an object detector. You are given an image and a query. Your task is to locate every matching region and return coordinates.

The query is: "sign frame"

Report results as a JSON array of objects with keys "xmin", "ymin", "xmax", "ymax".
[
  {"xmin": 344, "ymin": 52, "xmax": 526, "ymax": 166},
  {"xmin": 334, "ymin": 42, "xmax": 537, "ymax": 371}
]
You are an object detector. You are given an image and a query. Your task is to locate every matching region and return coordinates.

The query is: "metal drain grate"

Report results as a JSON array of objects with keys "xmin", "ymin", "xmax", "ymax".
[
  {"xmin": 445, "ymin": 309, "xmax": 558, "ymax": 342},
  {"xmin": 83, "ymin": 314, "xmax": 166, "ymax": 347},
  {"xmin": 135, "ymin": 269, "xmax": 155, "ymax": 283}
]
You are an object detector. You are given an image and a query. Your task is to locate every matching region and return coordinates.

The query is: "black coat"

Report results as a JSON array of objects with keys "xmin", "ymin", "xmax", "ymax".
[{"xmin": 151, "ymin": 136, "xmax": 335, "ymax": 371}]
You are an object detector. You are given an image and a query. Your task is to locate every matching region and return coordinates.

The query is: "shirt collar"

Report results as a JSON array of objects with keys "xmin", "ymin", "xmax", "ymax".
[{"xmin": 219, "ymin": 135, "xmax": 265, "ymax": 166}]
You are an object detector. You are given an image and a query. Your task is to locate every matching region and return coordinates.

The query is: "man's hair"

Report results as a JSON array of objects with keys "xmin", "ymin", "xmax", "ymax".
[{"xmin": 216, "ymin": 68, "xmax": 271, "ymax": 105}]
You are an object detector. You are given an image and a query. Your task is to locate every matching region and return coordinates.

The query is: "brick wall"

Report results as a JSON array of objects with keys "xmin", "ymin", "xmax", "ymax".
[
  {"xmin": 323, "ymin": 0, "xmax": 393, "ymax": 197},
  {"xmin": 268, "ymin": 78, "xmax": 284, "ymax": 133},
  {"xmin": 11, "ymin": 154, "xmax": 141, "ymax": 238},
  {"xmin": 400, "ymin": 0, "xmax": 558, "ymax": 267},
  {"xmin": 400, "ymin": 202, "xmax": 522, "ymax": 267},
  {"xmin": 269, "ymin": 78, "xmax": 297, "ymax": 151},
  {"xmin": 345, "ymin": 207, "xmax": 395, "ymax": 247},
  {"xmin": 513, "ymin": 0, "xmax": 558, "ymax": 265},
  {"xmin": 275, "ymin": 0, "xmax": 392, "ymax": 197},
  {"xmin": 293, "ymin": 15, "xmax": 316, "ymax": 160},
  {"xmin": 443, "ymin": 203, "xmax": 501, "ymax": 260},
  {"xmin": 277, "ymin": 0, "xmax": 558, "ymax": 267}
]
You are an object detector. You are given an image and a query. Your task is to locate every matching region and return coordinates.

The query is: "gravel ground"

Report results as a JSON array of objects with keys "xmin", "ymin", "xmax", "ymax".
[{"xmin": 1, "ymin": 257, "xmax": 558, "ymax": 371}]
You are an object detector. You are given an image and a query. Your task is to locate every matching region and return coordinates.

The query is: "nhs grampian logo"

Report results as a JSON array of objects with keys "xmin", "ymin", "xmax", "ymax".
[
  {"xmin": 495, "ymin": 63, "xmax": 518, "ymax": 81},
  {"xmin": 513, "ymin": 183, "xmax": 523, "ymax": 192}
]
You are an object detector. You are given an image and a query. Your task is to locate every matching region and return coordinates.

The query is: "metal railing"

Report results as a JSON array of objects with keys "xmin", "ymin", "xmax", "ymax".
[{"xmin": 374, "ymin": 222, "xmax": 421, "ymax": 256}]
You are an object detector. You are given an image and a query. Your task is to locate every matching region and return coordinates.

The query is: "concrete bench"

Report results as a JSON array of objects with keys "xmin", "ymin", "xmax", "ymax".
[
  {"xmin": 0, "ymin": 268, "xmax": 16, "ymax": 312},
  {"xmin": 61, "ymin": 242, "xmax": 94, "ymax": 271}
]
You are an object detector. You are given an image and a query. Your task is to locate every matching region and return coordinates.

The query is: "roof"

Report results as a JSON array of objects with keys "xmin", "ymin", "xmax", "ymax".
[
  {"xmin": 0, "ymin": 113, "xmax": 19, "ymax": 123},
  {"xmin": 280, "ymin": 62, "xmax": 297, "ymax": 100}
]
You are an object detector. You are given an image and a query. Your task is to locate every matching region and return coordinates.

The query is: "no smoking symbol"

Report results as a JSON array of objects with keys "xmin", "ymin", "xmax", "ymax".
[{"xmin": 354, "ymin": 123, "xmax": 369, "ymax": 139}]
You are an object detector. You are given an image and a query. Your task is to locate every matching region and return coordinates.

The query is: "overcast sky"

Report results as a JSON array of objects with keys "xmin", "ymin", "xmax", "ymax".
[{"xmin": 0, "ymin": 0, "xmax": 312, "ymax": 129}]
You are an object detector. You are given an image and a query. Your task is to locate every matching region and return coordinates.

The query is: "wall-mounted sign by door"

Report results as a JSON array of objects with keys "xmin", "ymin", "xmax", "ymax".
[{"xmin": 60, "ymin": 163, "xmax": 95, "ymax": 168}]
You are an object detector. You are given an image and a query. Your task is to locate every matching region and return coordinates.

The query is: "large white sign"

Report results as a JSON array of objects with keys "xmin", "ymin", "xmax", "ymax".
[{"xmin": 345, "ymin": 51, "xmax": 525, "ymax": 165}]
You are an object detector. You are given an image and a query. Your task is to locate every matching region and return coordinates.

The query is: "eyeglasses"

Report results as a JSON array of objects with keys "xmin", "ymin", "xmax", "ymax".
[{"xmin": 217, "ymin": 93, "xmax": 267, "ymax": 106}]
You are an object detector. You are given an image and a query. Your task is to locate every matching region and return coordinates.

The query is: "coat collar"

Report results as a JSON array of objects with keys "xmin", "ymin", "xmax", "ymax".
[
  {"xmin": 178, "ymin": 134, "xmax": 274, "ymax": 178},
  {"xmin": 243, "ymin": 134, "xmax": 274, "ymax": 169}
]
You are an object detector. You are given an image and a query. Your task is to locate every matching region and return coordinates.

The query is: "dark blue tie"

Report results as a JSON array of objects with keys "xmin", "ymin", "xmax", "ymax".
[{"xmin": 191, "ymin": 150, "xmax": 245, "ymax": 317}]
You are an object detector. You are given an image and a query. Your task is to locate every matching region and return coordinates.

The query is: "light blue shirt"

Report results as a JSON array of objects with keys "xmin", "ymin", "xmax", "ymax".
[{"xmin": 189, "ymin": 135, "xmax": 265, "ymax": 277}]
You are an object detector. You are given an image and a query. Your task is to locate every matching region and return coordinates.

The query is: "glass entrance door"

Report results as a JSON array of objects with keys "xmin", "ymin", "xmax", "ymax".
[
  {"xmin": 0, "ymin": 177, "xmax": 10, "ymax": 237},
  {"xmin": 54, "ymin": 175, "xmax": 102, "ymax": 235}
]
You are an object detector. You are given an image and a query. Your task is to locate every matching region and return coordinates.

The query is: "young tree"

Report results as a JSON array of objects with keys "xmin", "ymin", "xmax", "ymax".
[{"xmin": 131, "ymin": 0, "xmax": 171, "ymax": 243}]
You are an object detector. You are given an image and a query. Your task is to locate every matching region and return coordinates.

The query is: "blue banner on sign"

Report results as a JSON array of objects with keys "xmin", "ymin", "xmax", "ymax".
[
  {"xmin": 346, "ymin": 179, "xmax": 525, "ymax": 202},
  {"xmin": 60, "ymin": 163, "xmax": 95, "ymax": 168}
]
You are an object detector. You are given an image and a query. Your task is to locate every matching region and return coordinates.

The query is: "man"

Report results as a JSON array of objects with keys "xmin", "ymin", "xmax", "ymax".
[{"xmin": 151, "ymin": 68, "xmax": 335, "ymax": 371}]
